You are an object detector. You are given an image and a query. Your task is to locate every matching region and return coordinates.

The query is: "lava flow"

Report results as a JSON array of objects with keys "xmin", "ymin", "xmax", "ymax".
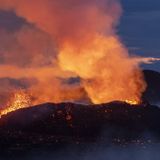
[
  {"xmin": 125, "ymin": 100, "xmax": 139, "ymax": 105},
  {"xmin": 0, "ymin": 90, "xmax": 31, "ymax": 117},
  {"xmin": 0, "ymin": 91, "xmax": 140, "ymax": 118}
]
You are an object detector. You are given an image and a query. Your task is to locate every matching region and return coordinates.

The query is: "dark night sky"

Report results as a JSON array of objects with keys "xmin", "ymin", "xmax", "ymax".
[
  {"xmin": 119, "ymin": 0, "xmax": 160, "ymax": 71},
  {"xmin": 0, "ymin": 0, "xmax": 160, "ymax": 71}
]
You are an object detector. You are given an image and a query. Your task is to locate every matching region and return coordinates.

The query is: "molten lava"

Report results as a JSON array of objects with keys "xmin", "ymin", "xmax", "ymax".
[
  {"xmin": 125, "ymin": 100, "xmax": 139, "ymax": 105},
  {"xmin": 0, "ymin": 90, "xmax": 31, "ymax": 117}
]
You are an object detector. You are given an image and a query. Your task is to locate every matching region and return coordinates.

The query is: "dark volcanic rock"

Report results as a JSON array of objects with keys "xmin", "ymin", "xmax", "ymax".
[
  {"xmin": 143, "ymin": 70, "xmax": 160, "ymax": 104},
  {"xmin": 0, "ymin": 101, "xmax": 160, "ymax": 158}
]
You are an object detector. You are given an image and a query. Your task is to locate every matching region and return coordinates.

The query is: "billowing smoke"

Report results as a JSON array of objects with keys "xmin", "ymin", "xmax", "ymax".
[{"xmin": 0, "ymin": 0, "xmax": 156, "ymax": 105}]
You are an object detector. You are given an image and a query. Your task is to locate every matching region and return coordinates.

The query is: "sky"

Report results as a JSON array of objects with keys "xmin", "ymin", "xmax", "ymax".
[{"xmin": 119, "ymin": 0, "xmax": 160, "ymax": 71}]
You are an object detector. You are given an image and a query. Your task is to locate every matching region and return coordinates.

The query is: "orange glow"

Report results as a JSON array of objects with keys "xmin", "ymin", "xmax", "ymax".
[
  {"xmin": 59, "ymin": 35, "xmax": 146, "ymax": 104},
  {"xmin": 125, "ymin": 100, "xmax": 140, "ymax": 105},
  {"xmin": 0, "ymin": 0, "xmax": 148, "ymax": 109},
  {"xmin": 0, "ymin": 90, "xmax": 31, "ymax": 117}
]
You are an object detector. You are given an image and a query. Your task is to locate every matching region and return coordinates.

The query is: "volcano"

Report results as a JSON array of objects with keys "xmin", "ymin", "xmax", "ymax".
[
  {"xmin": 0, "ymin": 101, "xmax": 160, "ymax": 159},
  {"xmin": 0, "ymin": 71, "xmax": 160, "ymax": 159}
]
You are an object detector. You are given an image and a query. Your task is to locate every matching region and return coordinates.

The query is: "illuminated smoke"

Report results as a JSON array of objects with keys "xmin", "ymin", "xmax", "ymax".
[{"xmin": 0, "ymin": 0, "xmax": 153, "ymax": 105}]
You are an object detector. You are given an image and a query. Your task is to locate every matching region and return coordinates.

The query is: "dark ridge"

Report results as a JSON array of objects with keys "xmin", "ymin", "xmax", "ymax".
[
  {"xmin": 0, "ymin": 101, "xmax": 160, "ymax": 158},
  {"xmin": 143, "ymin": 70, "xmax": 160, "ymax": 104}
]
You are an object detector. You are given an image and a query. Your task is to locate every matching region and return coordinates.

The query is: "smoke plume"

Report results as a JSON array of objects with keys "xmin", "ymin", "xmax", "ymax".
[{"xmin": 0, "ymin": 0, "xmax": 153, "ymax": 105}]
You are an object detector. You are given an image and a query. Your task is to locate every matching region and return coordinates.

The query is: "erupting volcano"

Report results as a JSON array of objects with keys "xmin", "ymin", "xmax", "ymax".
[
  {"xmin": 0, "ymin": 0, "xmax": 156, "ymax": 108},
  {"xmin": 0, "ymin": 0, "xmax": 160, "ymax": 159},
  {"xmin": 0, "ymin": 0, "xmax": 159, "ymax": 130}
]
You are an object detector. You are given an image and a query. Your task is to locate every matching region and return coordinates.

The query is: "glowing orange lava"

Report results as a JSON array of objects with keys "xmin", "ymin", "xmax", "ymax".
[
  {"xmin": 0, "ymin": 90, "xmax": 31, "ymax": 117},
  {"xmin": 125, "ymin": 100, "xmax": 140, "ymax": 105},
  {"xmin": 0, "ymin": 91, "xmax": 140, "ymax": 118}
]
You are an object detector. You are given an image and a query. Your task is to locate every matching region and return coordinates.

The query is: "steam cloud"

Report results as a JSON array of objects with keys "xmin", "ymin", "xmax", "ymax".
[{"xmin": 0, "ymin": 0, "xmax": 157, "ymax": 105}]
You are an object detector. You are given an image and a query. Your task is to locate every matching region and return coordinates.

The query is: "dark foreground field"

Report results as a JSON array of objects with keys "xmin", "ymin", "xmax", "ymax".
[{"xmin": 0, "ymin": 101, "xmax": 160, "ymax": 159}]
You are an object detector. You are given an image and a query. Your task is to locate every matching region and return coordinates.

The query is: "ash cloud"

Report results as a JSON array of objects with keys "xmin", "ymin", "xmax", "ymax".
[
  {"xmin": 0, "ymin": 0, "xmax": 157, "ymax": 105},
  {"xmin": 0, "ymin": 25, "xmax": 55, "ymax": 67}
]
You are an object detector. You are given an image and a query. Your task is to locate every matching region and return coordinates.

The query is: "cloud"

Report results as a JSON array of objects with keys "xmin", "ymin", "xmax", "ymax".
[
  {"xmin": 0, "ymin": 0, "xmax": 152, "ymax": 105},
  {"xmin": 0, "ymin": 10, "xmax": 26, "ymax": 31},
  {"xmin": 0, "ymin": 25, "xmax": 56, "ymax": 67}
]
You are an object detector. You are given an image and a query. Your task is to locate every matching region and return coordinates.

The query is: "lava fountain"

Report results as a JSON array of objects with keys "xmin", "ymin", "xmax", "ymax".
[{"xmin": 0, "ymin": 90, "xmax": 31, "ymax": 117}]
